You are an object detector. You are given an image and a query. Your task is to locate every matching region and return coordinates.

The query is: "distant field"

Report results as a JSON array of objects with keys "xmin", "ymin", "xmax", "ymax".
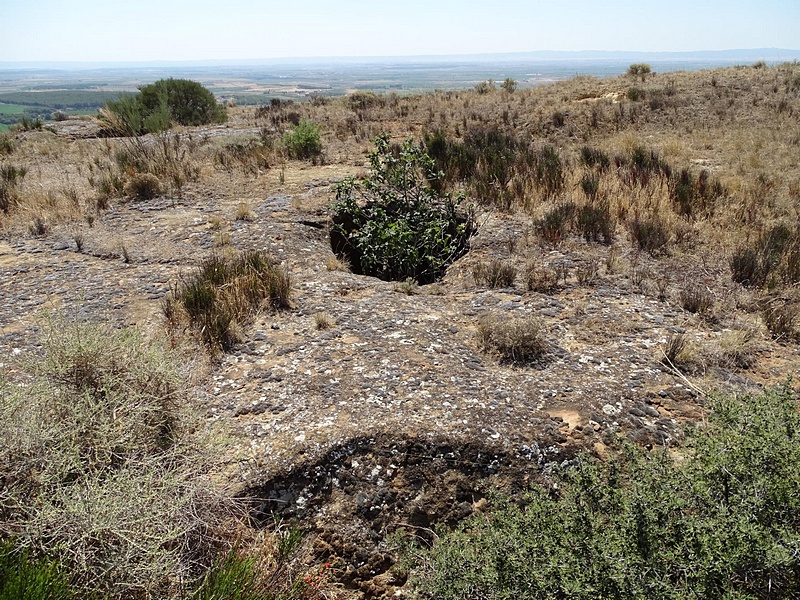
[
  {"xmin": 0, "ymin": 90, "xmax": 129, "ymax": 109},
  {"xmin": 0, "ymin": 103, "xmax": 27, "ymax": 114},
  {"xmin": 0, "ymin": 124, "xmax": 10, "ymax": 132}
]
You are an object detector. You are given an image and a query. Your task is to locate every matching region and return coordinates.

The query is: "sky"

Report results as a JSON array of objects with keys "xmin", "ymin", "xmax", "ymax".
[{"xmin": 1, "ymin": 0, "xmax": 799, "ymax": 63}]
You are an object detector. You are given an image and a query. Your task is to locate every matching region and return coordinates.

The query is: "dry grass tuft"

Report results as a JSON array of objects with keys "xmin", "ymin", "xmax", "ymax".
[{"xmin": 477, "ymin": 312, "xmax": 548, "ymax": 365}]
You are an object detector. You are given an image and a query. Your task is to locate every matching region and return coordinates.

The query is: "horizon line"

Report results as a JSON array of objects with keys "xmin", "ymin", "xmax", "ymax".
[{"xmin": 2, "ymin": 47, "xmax": 799, "ymax": 69}]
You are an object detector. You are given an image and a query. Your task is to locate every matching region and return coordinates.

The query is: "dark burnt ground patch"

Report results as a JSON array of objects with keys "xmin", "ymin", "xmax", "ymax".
[{"xmin": 241, "ymin": 432, "xmax": 578, "ymax": 597}]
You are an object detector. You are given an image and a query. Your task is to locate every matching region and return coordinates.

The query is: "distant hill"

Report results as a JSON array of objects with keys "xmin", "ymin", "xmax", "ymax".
[{"xmin": 1, "ymin": 48, "xmax": 798, "ymax": 70}]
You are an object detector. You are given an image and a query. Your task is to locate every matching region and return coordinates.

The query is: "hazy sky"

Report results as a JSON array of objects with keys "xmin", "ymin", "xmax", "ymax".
[{"xmin": 2, "ymin": 0, "xmax": 799, "ymax": 62}]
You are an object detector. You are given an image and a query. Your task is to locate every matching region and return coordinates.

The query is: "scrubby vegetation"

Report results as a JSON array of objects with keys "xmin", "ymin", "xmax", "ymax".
[
  {"xmin": 98, "ymin": 78, "xmax": 226, "ymax": 136},
  {"xmin": 411, "ymin": 384, "xmax": 800, "ymax": 599},
  {"xmin": 2, "ymin": 60, "xmax": 800, "ymax": 598},
  {"xmin": 0, "ymin": 320, "xmax": 231, "ymax": 598},
  {"xmin": 163, "ymin": 250, "xmax": 291, "ymax": 353},
  {"xmin": 330, "ymin": 133, "xmax": 475, "ymax": 284}
]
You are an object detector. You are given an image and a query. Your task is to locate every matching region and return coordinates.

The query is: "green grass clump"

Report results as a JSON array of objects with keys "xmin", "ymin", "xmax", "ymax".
[
  {"xmin": 412, "ymin": 384, "xmax": 800, "ymax": 599},
  {"xmin": 0, "ymin": 542, "xmax": 74, "ymax": 600},
  {"xmin": 164, "ymin": 250, "xmax": 291, "ymax": 353},
  {"xmin": 282, "ymin": 119, "xmax": 322, "ymax": 161}
]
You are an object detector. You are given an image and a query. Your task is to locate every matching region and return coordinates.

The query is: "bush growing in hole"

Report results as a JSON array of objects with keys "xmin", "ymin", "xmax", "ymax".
[{"xmin": 330, "ymin": 134, "xmax": 474, "ymax": 284}]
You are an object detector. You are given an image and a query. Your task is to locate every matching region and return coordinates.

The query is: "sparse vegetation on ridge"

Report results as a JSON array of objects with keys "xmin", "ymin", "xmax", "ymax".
[{"xmin": 2, "ymin": 60, "xmax": 800, "ymax": 599}]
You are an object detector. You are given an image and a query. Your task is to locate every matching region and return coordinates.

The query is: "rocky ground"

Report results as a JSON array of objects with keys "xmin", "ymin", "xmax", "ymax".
[{"xmin": 3, "ymin": 75, "xmax": 800, "ymax": 594}]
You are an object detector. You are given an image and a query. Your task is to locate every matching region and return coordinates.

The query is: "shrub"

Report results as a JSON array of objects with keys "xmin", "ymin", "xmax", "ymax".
[
  {"xmin": 761, "ymin": 301, "xmax": 799, "ymax": 341},
  {"xmin": 679, "ymin": 284, "xmax": 714, "ymax": 315},
  {"xmin": 139, "ymin": 78, "xmax": 226, "ymax": 127},
  {"xmin": 0, "ymin": 320, "xmax": 233, "ymax": 598},
  {"xmin": 627, "ymin": 86, "xmax": 645, "ymax": 101},
  {"xmin": 124, "ymin": 172, "xmax": 162, "ymax": 200},
  {"xmin": 472, "ymin": 259, "xmax": 517, "ymax": 288},
  {"xmin": 618, "ymin": 145, "xmax": 669, "ymax": 189},
  {"xmin": 476, "ymin": 312, "xmax": 548, "ymax": 365},
  {"xmin": 500, "ymin": 78, "xmax": 517, "ymax": 93},
  {"xmin": 579, "ymin": 146, "xmax": 610, "ymax": 172},
  {"xmin": 330, "ymin": 134, "xmax": 475, "ymax": 284},
  {"xmin": 537, "ymin": 202, "xmax": 576, "ymax": 245},
  {"xmin": 282, "ymin": 120, "xmax": 322, "ymax": 161},
  {"xmin": 577, "ymin": 203, "xmax": 615, "ymax": 243},
  {"xmin": 579, "ymin": 172, "xmax": 600, "ymax": 200},
  {"xmin": 525, "ymin": 264, "xmax": 558, "ymax": 293},
  {"xmin": 530, "ymin": 144, "xmax": 565, "ymax": 200},
  {"xmin": 670, "ymin": 168, "xmax": 724, "ymax": 219},
  {"xmin": 99, "ymin": 79, "xmax": 226, "ymax": 136},
  {"xmin": 627, "ymin": 62, "xmax": 652, "ymax": 81},
  {"xmin": 474, "ymin": 80, "xmax": 494, "ymax": 94},
  {"xmin": 629, "ymin": 216, "xmax": 670, "ymax": 256},
  {"xmin": 346, "ymin": 91, "xmax": 385, "ymax": 111},
  {"xmin": 731, "ymin": 224, "xmax": 799, "ymax": 289},
  {"xmin": 215, "ymin": 138, "xmax": 272, "ymax": 174},
  {"xmin": 0, "ymin": 133, "xmax": 15, "ymax": 155},
  {"xmin": 0, "ymin": 163, "xmax": 27, "ymax": 212},
  {"xmin": 164, "ymin": 250, "xmax": 290, "ymax": 353},
  {"xmin": 16, "ymin": 115, "xmax": 43, "ymax": 131},
  {"xmin": 413, "ymin": 384, "xmax": 800, "ymax": 600}
]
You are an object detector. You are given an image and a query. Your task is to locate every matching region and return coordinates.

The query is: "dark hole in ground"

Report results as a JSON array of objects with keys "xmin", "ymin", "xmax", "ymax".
[
  {"xmin": 240, "ymin": 433, "xmax": 573, "ymax": 597},
  {"xmin": 329, "ymin": 211, "xmax": 474, "ymax": 285}
]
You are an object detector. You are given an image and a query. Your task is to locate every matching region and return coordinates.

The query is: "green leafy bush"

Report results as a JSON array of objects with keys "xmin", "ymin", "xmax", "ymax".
[
  {"xmin": 414, "ymin": 384, "xmax": 800, "ymax": 599},
  {"xmin": 330, "ymin": 134, "xmax": 475, "ymax": 284},
  {"xmin": 98, "ymin": 78, "xmax": 226, "ymax": 136},
  {"xmin": 282, "ymin": 120, "xmax": 322, "ymax": 161},
  {"xmin": 139, "ymin": 78, "xmax": 226, "ymax": 127}
]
